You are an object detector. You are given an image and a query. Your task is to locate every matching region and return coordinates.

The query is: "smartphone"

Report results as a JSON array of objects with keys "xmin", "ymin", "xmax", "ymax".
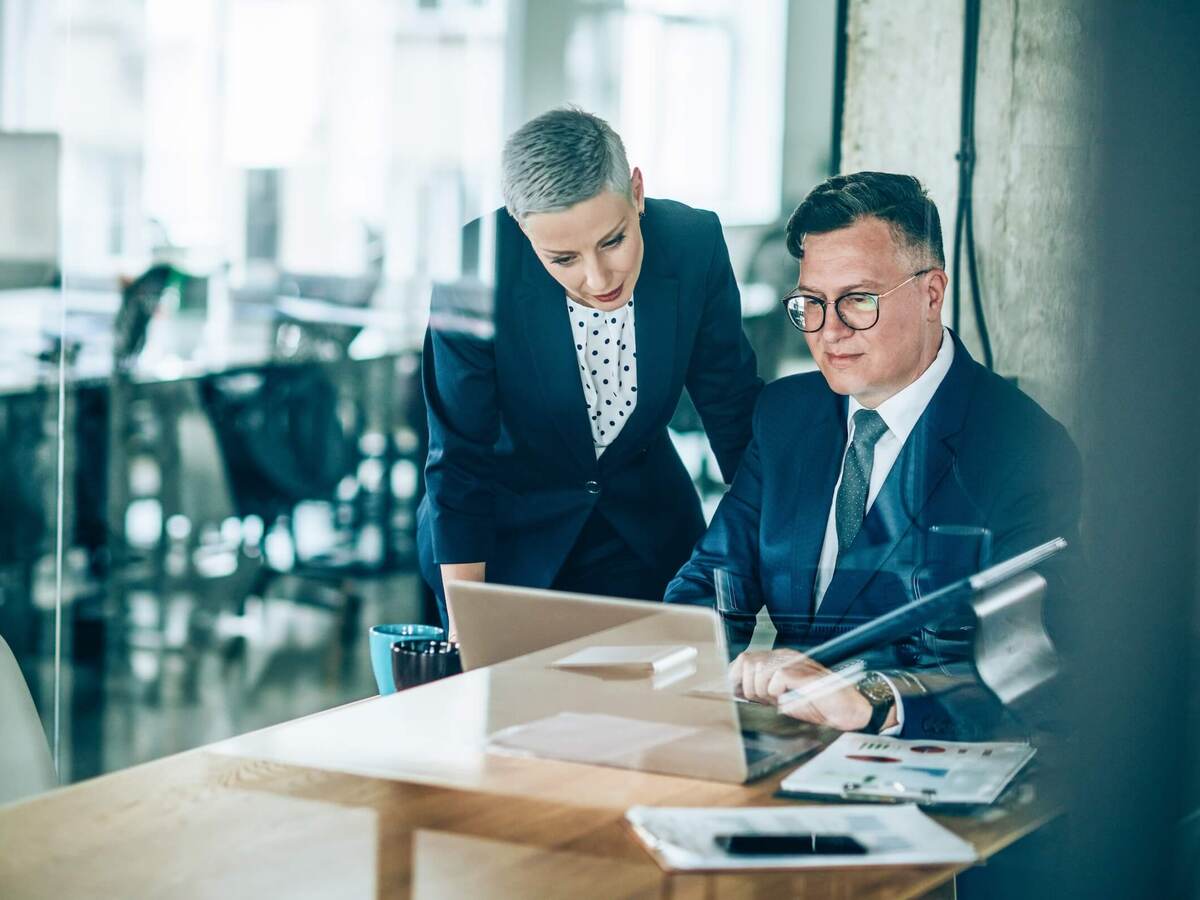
[{"xmin": 714, "ymin": 833, "xmax": 868, "ymax": 855}]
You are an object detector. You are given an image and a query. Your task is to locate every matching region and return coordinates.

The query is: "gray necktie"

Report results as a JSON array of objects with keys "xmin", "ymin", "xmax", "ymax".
[{"xmin": 835, "ymin": 409, "xmax": 889, "ymax": 554}]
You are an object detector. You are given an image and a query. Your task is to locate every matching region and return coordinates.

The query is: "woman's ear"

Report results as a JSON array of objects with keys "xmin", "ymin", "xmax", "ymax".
[{"xmin": 631, "ymin": 167, "xmax": 645, "ymax": 214}]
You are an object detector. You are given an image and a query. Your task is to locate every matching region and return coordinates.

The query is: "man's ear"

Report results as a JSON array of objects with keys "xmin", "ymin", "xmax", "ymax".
[{"xmin": 925, "ymin": 268, "xmax": 949, "ymax": 321}]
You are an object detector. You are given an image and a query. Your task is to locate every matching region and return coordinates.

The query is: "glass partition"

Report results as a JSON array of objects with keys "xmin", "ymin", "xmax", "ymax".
[{"xmin": 0, "ymin": 0, "xmax": 825, "ymax": 785}]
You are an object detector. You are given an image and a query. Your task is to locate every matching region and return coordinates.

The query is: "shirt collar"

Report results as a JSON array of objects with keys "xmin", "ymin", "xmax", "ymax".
[
  {"xmin": 847, "ymin": 327, "xmax": 954, "ymax": 443},
  {"xmin": 566, "ymin": 295, "xmax": 634, "ymax": 318}
]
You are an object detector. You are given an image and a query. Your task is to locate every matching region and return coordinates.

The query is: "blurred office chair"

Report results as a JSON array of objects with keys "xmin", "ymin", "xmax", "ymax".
[
  {"xmin": 104, "ymin": 266, "xmax": 275, "ymax": 667},
  {"xmin": 741, "ymin": 219, "xmax": 799, "ymax": 382},
  {"xmin": 0, "ymin": 394, "xmax": 51, "ymax": 658},
  {"xmin": 0, "ymin": 632, "xmax": 56, "ymax": 805},
  {"xmin": 200, "ymin": 365, "xmax": 366, "ymax": 644},
  {"xmin": 666, "ymin": 220, "xmax": 798, "ymax": 507}
]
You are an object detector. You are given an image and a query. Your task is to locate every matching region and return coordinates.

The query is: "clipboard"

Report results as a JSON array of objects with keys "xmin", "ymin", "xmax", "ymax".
[{"xmin": 775, "ymin": 733, "xmax": 1036, "ymax": 809}]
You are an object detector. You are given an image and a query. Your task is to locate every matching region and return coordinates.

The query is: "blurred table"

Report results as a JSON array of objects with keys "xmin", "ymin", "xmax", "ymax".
[
  {"xmin": 0, "ymin": 654, "xmax": 1060, "ymax": 899},
  {"xmin": 0, "ymin": 286, "xmax": 421, "ymax": 392}
]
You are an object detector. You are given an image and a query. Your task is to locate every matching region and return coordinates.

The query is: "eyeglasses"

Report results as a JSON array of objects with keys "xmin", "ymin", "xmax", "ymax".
[{"xmin": 781, "ymin": 269, "xmax": 933, "ymax": 333}]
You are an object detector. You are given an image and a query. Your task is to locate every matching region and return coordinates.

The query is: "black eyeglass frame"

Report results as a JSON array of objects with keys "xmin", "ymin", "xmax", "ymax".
[{"xmin": 781, "ymin": 268, "xmax": 935, "ymax": 333}]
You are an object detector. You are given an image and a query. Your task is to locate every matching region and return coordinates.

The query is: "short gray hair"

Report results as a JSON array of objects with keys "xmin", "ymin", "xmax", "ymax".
[{"xmin": 501, "ymin": 107, "xmax": 632, "ymax": 221}]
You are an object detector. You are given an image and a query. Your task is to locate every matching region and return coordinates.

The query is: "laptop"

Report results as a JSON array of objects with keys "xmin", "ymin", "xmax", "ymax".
[{"xmin": 445, "ymin": 581, "xmax": 821, "ymax": 783}]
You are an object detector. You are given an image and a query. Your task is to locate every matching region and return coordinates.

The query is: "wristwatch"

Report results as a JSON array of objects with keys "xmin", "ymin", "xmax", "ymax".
[{"xmin": 855, "ymin": 672, "xmax": 896, "ymax": 733}]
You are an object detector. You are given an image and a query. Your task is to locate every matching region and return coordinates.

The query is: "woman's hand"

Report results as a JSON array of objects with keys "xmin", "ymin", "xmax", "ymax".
[{"xmin": 440, "ymin": 562, "xmax": 486, "ymax": 643}]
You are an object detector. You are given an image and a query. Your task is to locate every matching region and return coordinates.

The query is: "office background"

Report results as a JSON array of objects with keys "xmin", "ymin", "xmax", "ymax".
[
  {"xmin": 0, "ymin": 0, "xmax": 834, "ymax": 785},
  {"xmin": 0, "ymin": 2, "xmax": 1195, "ymax": 889}
]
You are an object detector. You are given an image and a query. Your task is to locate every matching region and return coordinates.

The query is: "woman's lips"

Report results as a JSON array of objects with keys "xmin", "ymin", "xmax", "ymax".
[{"xmin": 592, "ymin": 283, "xmax": 624, "ymax": 304}]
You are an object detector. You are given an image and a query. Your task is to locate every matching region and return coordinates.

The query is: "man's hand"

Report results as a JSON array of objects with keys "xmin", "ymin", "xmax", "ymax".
[
  {"xmin": 729, "ymin": 648, "xmax": 806, "ymax": 703},
  {"xmin": 768, "ymin": 655, "xmax": 878, "ymax": 731},
  {"xmin": 729, "ymin": 650, "xmax": 897, "ymax": 732}
]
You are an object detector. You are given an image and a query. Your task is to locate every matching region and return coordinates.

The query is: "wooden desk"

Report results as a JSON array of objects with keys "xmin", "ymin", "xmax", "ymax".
[{"xmin": 0, "ymin": 662, "xmax": 1057, "ymax": 899}]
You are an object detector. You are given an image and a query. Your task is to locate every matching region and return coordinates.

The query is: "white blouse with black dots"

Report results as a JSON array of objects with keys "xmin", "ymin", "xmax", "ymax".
[{"xmin": 566, "ymin": 295, "xmax": 638, "ymax": 457}]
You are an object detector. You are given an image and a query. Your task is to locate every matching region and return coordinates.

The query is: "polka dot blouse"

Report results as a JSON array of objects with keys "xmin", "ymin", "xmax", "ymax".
[{"xmin": 566, "ymin": 295, "xmax": 638, "ymax": 457}]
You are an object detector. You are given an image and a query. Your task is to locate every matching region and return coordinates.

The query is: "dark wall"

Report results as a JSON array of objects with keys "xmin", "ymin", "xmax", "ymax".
[{"xmin": 1067, "ymin": 2, "xmax": 1200, "ymax": 898}]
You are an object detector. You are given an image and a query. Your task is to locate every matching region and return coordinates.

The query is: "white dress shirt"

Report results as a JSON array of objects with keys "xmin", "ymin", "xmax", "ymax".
[
  {"xmin": 567, "ymin": 295, "xmax": 638, "ymax": 457},
  {"xmin": 812, "ymin": 327, "xmax": 954, "ymax": 732}
]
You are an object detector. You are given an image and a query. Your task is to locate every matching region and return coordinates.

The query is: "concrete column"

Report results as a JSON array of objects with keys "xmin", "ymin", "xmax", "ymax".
[{"xmin": 839, "ymin": 0, "xmax": 1098, "ymax": 429}]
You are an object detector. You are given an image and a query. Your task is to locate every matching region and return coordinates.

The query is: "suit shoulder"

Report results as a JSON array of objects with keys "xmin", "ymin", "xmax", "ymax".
[
  {"xmin": 644, "ymin": 196, "xmax": 720, "ymax": 230},
  {"xmin": 640, "ymin": 199, "xmax": 724, "ymax": 284},
  {"xmin": 967, "ymin": 367, "xmax": 1079, "ymax": 464},
  {"xmin": 643, "ymin": 198, "xmax": 722, "ymax": 254},
  {"xmin": 461, "ymin": 206, "xmax": 511, "ymax": 233},
  {"xmin": 756, "ymin": 372, "xmax": 833, "ymax": 418},
  {"xmin": 459, "ymin": 207, "xmax": 524, "ymax": 252}
]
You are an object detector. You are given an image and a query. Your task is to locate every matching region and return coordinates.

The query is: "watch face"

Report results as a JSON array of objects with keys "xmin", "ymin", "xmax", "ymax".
[
  {"xmin": 858, "ymin": 673, "xmax": 895, "ymax": 706},
  {"xmin": 857, "ymin": 673, "xmax": 895, "ymax": 733}
]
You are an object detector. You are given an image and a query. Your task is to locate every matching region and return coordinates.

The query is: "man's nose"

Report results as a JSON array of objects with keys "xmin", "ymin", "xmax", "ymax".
[{"xmin": 822, "ymin": 302, "xmax": 853, "ymax": 340}]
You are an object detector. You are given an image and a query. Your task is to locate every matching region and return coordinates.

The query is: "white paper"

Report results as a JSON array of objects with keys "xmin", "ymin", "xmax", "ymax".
[
  {"xmin": 781, "ymin": 733, "xmax": 1035, "ymax": 805},
  {"xmin": 625, "ymin": 804, "xmax": 977, "ymax": 870},
  {"xmin": 488, "ymin": 712, "xmax": 700, "ymax": 766},
  {"xmin": 551, "ymin": 645, "xmax": 697, "ymax": 673},
  {"xmin": 686, "ymin": 675, "xmax": 750, "ymax": 703}
]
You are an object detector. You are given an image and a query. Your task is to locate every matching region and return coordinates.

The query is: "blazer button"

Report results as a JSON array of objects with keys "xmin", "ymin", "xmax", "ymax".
[{"xmin": 584, "ymin": 480, "xmax": 601, "ymax": 495}]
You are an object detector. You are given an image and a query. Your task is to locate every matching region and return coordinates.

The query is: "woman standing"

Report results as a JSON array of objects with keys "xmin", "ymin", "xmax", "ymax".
[{"xmin": 419, "ymin": 107, "xmax": 762, "ymax": 636}]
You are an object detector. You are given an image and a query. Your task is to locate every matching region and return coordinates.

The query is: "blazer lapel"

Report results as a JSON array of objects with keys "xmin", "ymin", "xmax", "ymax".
[
  {"xmin": 816, "ymin": 333, "xmax": 977, "ymax": 623},
  {"xmin": 517, "ymin": 258, "xmax": 596, "ymax": 471},
  {"xmin": 788, "ymin": 392, "xmax": 846, "ymax": 615}
]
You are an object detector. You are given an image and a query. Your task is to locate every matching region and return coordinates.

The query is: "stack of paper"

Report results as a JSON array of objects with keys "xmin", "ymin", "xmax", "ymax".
[
  {"xmin": 489, "ymin": 712, "xmax": 700, "ymax": 767},
  {"xmin": 551, "ymin": 645, "xmax": 697, "ymax": 675},
  {"xmin": 780, "ymin": 733, "xmax": 1035, "ymax": 805},
  {"xmin": 625, "ymin": 804, "xmax": 977, "ymax": 871}
]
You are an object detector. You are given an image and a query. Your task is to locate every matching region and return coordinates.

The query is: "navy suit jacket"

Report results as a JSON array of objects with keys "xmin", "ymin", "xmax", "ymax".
[
  {"xmin": 665, "ymin": 332, "xmax": 1082, "ymax": 739},
  {"xmin": 419, "ymin": 198, "xmax": 762, "ymax": 596}
]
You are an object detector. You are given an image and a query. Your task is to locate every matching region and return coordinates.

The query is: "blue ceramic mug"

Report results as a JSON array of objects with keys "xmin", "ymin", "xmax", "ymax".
[{"xmin": 369, "ymin": 624, "xmax": 445, "ymax": 694}]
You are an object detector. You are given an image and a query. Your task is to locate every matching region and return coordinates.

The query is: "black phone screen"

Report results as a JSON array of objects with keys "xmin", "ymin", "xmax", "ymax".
[{"xmin": 714, "ymin": 833, "xmax": 868, "ymax": 855}]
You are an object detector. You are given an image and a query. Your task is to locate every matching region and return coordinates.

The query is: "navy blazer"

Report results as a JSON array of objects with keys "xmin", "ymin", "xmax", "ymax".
[
  {"xmin": 665, "ymin": 331, "xmax": 1082, "ymax": 739},
  {"xmin": 419, "ymin": 198, "xmax": 762, "ymax": 595}
]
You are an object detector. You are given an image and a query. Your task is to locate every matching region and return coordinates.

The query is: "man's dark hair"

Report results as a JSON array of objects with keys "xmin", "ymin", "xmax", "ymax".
[{"xmin": 784, "ymin": 172, "xmax": 945, "ymax": 268}]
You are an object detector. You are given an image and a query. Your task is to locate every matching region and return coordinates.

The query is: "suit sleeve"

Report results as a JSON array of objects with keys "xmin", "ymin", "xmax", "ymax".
[
  {"xmin": 664, "ymin": 400, "xmax": 767, "ymax": 652},
  {"xmin": 684, "ymin": 213, "xmax": 763, "ymax": 483},
  {"xmin": 987, "ymin": 420, "xmax": 1083, "ymax": 645},
  {"xmin": 421, "ymin": 281, "xmax": 502, "ymax": 565},
  {"xmin": 895, "ymin": 420, "xmax": 1083, "ymax": 740}
]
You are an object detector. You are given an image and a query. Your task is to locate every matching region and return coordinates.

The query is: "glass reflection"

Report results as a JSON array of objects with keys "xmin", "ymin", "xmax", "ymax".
[
  {"xmin": 0, "ymin": 0, "xmax": 815, "ymax": 788},
  {"xmin": 459, "ymin": 589, "xmax": 824, "ymax": 783}
]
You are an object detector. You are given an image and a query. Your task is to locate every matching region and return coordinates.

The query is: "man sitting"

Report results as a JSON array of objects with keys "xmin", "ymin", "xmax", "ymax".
[{"xmin": 665, "ymin": 172, "xmax": 1080, "ymax": 739}]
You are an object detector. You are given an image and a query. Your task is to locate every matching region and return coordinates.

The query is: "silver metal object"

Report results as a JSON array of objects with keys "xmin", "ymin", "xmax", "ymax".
[{"xmin": 969, "ymin": 570, "xmax": 1059, "ymax": 708}]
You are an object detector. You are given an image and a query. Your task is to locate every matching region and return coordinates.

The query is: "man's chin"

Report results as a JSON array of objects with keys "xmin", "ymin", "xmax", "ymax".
[{"xmin": 816, "ymin": 367, "xmax": 861, "ymax": 397}]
